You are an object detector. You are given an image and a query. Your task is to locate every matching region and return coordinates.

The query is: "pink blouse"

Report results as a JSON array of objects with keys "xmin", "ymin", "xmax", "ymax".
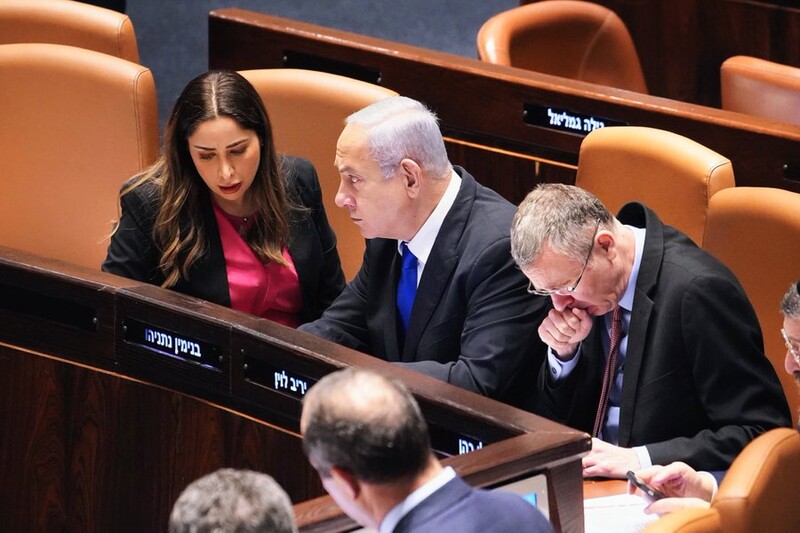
[{"xmin": 212, "ymin": 202, "xmax": 303, "ymax": 327}]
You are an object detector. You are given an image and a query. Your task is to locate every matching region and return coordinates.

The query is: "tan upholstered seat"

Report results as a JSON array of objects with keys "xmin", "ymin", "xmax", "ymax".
[
  {"xmin": 239, "ymin": 68, "xmax": 398, "ymax": 280},
  {"xmin": 575, "ymin": 126, "xmax": 734, "ymax": 247},
  {"xmin": 0, "ymin": 43, "xmax": 159, "ymax": 269},
  {"xmin": 643, "ymin": 508, "xmax": 722, "ymax": 533},
  {"xmin": 644, "ymin": 429, "xmax": 800, "ymax": 533},
  {"xmin": 477, "ymin": 0, "xmax": 647, "ymax": 93},
  {"xmin": 703, "ymin": 187, "xmax": 800, "ymax": 419},
  {"xmin": 721, "ymin": 56, "xmax": 800, "ymax": 125},
  {"xmin": 0, "ymin": 0, "xmax": 139, "ymax": 63},
  {"xmin": 712, "ymin": 428, "xmax": 800, "ymax": 533}
]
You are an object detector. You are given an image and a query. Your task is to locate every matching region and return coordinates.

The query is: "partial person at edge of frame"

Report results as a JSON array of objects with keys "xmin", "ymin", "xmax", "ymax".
[
  {"xmin": 169, "ymin": 467, "xmax": 298, "ymax": 533},
  {"xmin": 103, "ymin": 70, "xmax": 345, "ymax": 327},
  {"xmin": 629, "ymin": 280, "xmax": 800, "ymax": 515}
]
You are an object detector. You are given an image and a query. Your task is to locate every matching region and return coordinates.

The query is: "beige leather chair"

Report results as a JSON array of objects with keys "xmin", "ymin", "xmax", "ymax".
[
  {"xmin": 643, "ymin": 508, "xmax": 722, "ymax": 533},
  {"xmin": 712, "ymin": 428, "xmax": 800, "ymax": 533},
  {"xmin": 575, "ymin": 126, "xmax": 734, "ymax": 247},
  {"xmin": 721, "ymin": 56, "xmax": 800, "ymax": 125},
  {"xmin": 0, "ymin": 43, "xmax": 159, "ymax": 269},
  {"xmin": 239, "ymin": 68, "xmax": 398, "ymax": 280},
  {"xmin": 477, "ymin": 0, "xmax": 647, "ymax": 93},
  {"xmin": 644, "ymin": 429, "xmax": 800, "ymax": 533},
  {"xmin": 703, "ymin": 187, "xmax": 800, "ymax": 418},
  {"xmin": 0, "ymin": 0, "xmax": 139, "ymax": 63}
]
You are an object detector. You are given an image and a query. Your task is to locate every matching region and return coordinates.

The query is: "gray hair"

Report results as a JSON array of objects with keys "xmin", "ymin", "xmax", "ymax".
[
  {"xmin": 169, "ymin": 468, "xmax": 297, "ymax": 533},
  {"xmin": 510, "ymin": 183, "xmax": 614, "ymax": 269},
  {"xmin": 346, "ymin": 96, "xmax": 451, "ymax": 180},
  {"xmin": 781, "ymin": 281, "xmax": 800, "ymax": 319}
]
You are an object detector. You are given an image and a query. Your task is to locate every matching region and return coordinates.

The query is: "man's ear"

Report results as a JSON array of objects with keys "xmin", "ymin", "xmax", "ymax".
[
  {"xmin": 596, "ymin": 230, "xmax": 616, "ymax": 260},
  {"xmin": 330, "ymin": 466, "xmax": 361, "ymax": 499},
  {"xmin": 399, "ymin": 158, "xmax": 422, "ymax": 198}
]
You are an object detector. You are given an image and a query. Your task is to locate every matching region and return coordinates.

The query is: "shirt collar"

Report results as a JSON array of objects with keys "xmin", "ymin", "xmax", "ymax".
[
  {"xmin": 379, "ymin": 466, "xmax": 457, "ymax": 533},
  {"xmin": 396, "ymin": 169, "xmax": 461, "ymax": 269},
  {"xmin": 619, "ymin": 224, "xmax": 646, "ymax": 313}
]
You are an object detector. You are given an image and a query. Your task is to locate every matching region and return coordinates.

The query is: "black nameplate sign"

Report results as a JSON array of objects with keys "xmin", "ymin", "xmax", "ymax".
[
  {"xmin": 429, "ymin": 424, "xmax": 487, "ymax": 457},
  {"xmin": 0, "ymin": 282, "xmax": 97, "ymax": 332},
  {"xmin": 283, "ymin": 50, "xmax": 382, "ymax": 85},
  {"xmin": 241, "ymin": 354, "xmax": 490, "ymax": 454},
  {"xmin": 243, "ymin": 356, "xmax": 315, "ymax": 400},
  {"xmin": 122, "ymin": 318, "xmax": 222, "ymax": 369},
  {"xmin": 523, "ymin": 102, "xmax": 627, "ymax": 135}
]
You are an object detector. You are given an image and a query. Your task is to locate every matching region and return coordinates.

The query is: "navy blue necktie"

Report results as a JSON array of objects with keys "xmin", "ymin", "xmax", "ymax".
[{"xmin": 397, "ymin": 242, "xmax": 418, "ymax": 335}]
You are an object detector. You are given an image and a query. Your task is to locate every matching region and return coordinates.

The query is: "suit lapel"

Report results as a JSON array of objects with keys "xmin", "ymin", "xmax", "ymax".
[
  {"xmin": 401, "ymin": 171, "xmax": 474, "ymax": 360},
  {"xmin": 617, "ymin": 203, "xmax": 664, "ymax": 446},
  {"xmin": 287, "ymin": 212, "xmax": 315, "ymax": 319},
  {"xmin": 366, "ymin": 240, "xmax": 404, "ymax": 361},
  {"xmin": 385, "ymin": 249, "xmax": 404, "ymax": 361}
]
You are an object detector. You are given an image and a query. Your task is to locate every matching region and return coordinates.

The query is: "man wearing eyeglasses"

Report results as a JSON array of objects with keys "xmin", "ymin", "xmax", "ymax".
[{"xmin": 509, "ymin": 183, "xmax": 791, "ymax": 479}]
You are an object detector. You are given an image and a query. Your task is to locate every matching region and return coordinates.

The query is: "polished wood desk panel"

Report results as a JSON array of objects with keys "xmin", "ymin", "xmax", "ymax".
[
  {"xmin": 522, "ymin": 0, "xmax": 800, "ymax": 108},
  {"xmin": 0, "ymin": 246, "xmax": 590, "ymax": 533},
  {"xmin": 208, "ymin": 8, "xmax": 800, "ymax": 207}
]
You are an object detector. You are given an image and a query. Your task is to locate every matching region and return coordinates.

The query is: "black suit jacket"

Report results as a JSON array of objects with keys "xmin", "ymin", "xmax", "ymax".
[
  {"xmin": 533, "ymin": 202, "xmax": 791, "ymax": 470},
  {"xmin": 393, "ymin": 475, "xmax": 553, "ymax": 533},
  {"xmin": 300, "ymin": 167, "xmax": 548, "ymax": 402},
  {"xmin": 102, "ymin": 156, "xmax": 345, "ymax": 323}
]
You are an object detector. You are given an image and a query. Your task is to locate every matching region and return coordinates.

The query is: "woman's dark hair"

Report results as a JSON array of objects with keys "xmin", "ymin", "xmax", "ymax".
[{"xmin": 121, "ymin": 70, "xmax": 293, "ymax": 287}]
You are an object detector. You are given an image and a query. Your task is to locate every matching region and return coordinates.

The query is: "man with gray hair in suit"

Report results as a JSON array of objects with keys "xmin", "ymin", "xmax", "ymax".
[
  {"xmin": 300, "ymin": 95, "xmax": 547, "ymax": 408},
  {"xmin": 509, "ymin": 183, "xmax": 790, "ymax": 478}
]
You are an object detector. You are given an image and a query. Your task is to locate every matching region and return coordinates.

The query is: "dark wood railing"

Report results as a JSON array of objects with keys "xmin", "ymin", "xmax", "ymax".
[{"xmin": 0, "ymin": 246, "xmax": 589, "ymax": 532}]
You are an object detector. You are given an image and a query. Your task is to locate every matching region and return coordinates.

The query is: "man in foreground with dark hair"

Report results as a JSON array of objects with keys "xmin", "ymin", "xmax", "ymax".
[
  {"xmin": 300, "ymin": 367, "xmax": 553, "ymax": 533},
  {"xmin": 169, "ymin": 468, "xmax": 297, "ymax": 533}
]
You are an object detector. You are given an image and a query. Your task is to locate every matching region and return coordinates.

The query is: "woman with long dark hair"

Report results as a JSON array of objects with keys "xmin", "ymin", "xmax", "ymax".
[{"xmin": 103, "ymin": 70, "xmax": 345, "ymax": 326}]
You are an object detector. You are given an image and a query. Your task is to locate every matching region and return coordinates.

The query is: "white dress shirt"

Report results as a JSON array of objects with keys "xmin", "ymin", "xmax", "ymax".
[{"xmin": 396, "ymin": 169, "xmax": 461, "ymax": 285}]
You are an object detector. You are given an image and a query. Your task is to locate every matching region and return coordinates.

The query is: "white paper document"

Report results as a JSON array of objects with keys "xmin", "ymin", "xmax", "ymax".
[{"xmin": 584, "ymin": 493, "xmax": 659, "ymax": 533}]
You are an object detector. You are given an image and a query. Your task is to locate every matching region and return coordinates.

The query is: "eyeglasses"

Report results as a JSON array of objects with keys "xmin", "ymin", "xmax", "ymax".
[
  {"xmin": 527, "ymin": 218, "xmax": 601, "ymax": 296},
  {"xmin": 781, "ymin": 328, "xmax": 800, "ymax": 366}
]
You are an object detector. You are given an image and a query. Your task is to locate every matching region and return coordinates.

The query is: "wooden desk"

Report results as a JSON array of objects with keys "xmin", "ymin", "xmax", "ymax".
[
  {"xmin": 0, "ymin": 246, "xmax": 589, "ymax": 533},
  {"xmin": 208, "ymin": 8, "xmax": 800, "ymax": 209},
  {"xmin": 522, "ymin": 0, "xmax": 800, "ymax": 107},
  {"xmin": 584, "ymin": 479, "xmax": 628, "ymax": 500}
]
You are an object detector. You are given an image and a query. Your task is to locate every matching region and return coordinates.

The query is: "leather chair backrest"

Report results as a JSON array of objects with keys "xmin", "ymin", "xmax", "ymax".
[
  {"xmin": 0, "ymin": 0, "xmax": 139, "ymax": 63},
  {"xmin": 721, "ymin": 55, "xmax": 800, "ymax": 125},
  {"xmin": 239, "ymin": 68, "xmax": 398, "ymax": 280},
  {"xmin": 575, "ymin": 126, "xmax": 734, "ymax": 247},
  {"xmin": 477, "ymin": 0, "xmax": 647, "ymax": 93},
  {"xmin": 643, "ymin": 508, "xmax": 722, "ymax": 533},
  {"xmin": 0, "ymin": 43, "xmax": 159, "ymax": 269},
  {"xmin": 703, "ymin": 187, "xmax": 800, "ymax": 419},
  {"xmin": 713, "ymin": 428, "xmax": 800, "ymax": 533}
]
